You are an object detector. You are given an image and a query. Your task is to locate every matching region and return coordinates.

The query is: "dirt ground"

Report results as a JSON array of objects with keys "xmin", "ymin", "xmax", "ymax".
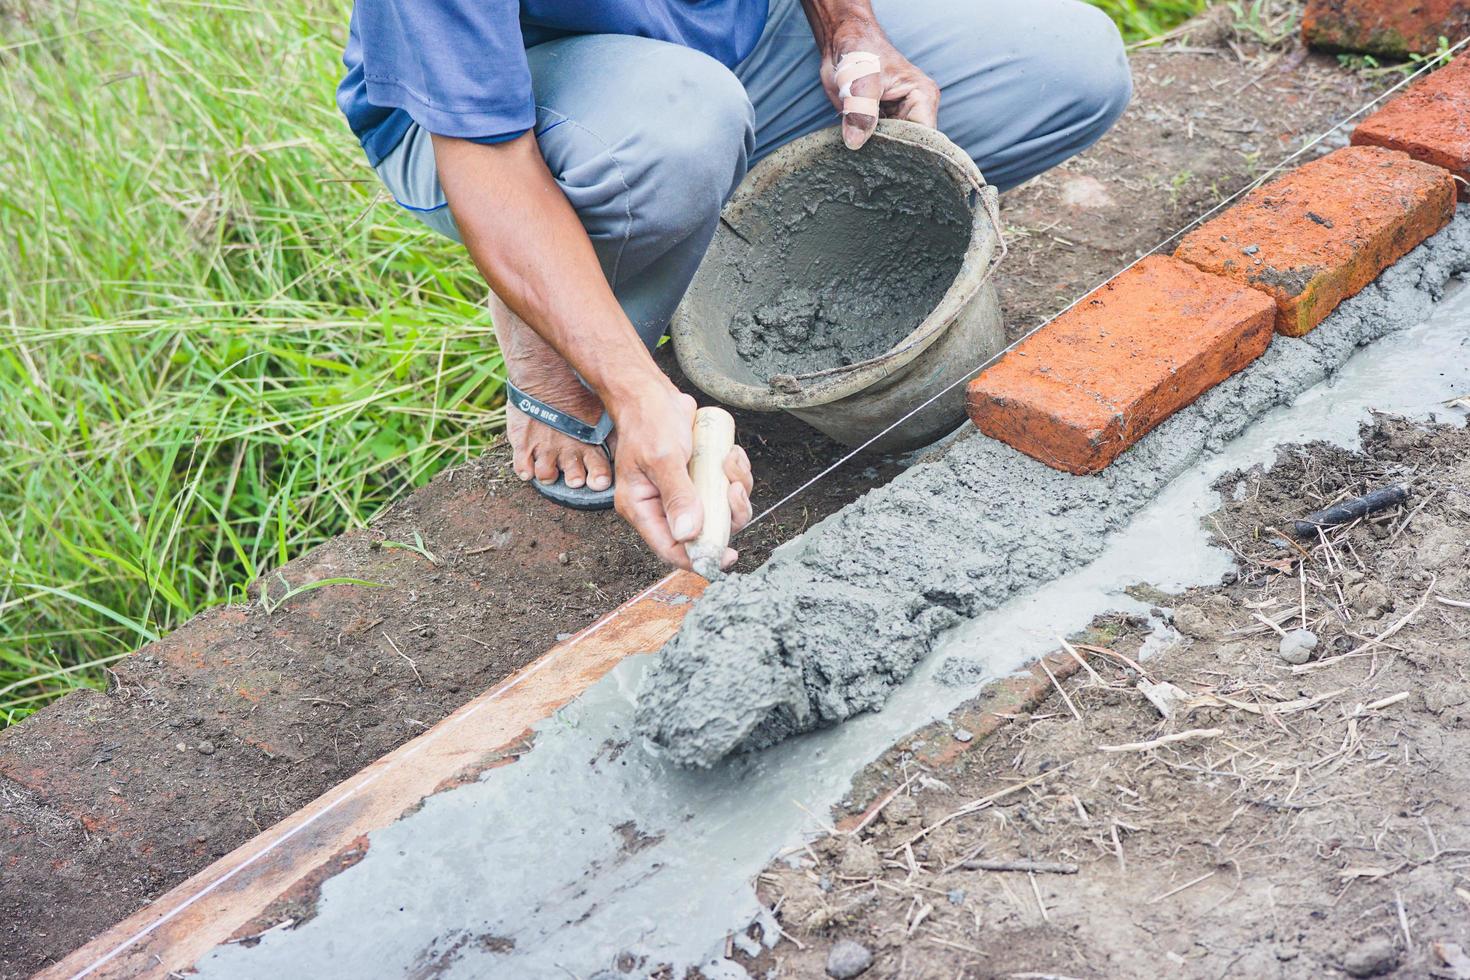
[
  {"xmin": 741, "ymin": 416, "xmax": 1470, "ymax": 979},
  {"xmin": 0, "ymin": 11, "xmax": 1390, "ymax": 978}
]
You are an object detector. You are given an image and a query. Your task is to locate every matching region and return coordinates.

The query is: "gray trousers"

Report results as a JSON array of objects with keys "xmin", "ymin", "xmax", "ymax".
[{"xmin": 374, "ymin": 0, "xmax": 1131, "ymax": 348}]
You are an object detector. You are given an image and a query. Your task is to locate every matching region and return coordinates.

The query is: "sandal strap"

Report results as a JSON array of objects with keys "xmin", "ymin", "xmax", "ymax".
[{"xmin": 504, "ymin": 379, "xmax": 613, "ymax": 447}]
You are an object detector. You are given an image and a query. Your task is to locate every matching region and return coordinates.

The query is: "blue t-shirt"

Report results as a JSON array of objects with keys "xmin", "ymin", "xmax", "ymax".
[{"xmin": 338, "ymin": 1, "xmax": 770, "ymax": 166}]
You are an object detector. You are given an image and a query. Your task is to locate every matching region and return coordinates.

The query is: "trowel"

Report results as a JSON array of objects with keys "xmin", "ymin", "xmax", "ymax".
[{"xmin": 685, "ymin": 406, "xmax": 736, "ymax": 581}]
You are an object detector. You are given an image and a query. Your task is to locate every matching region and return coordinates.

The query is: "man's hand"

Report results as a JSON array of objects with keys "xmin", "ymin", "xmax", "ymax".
[
  {"xmin": 611, "ymin": 384, "xmax": 755, "ymax": 571},
  {"xmin": 802, "ymin": 2, "xmax": 940, "ymax": 150},
  {"xmin": 434, "ymin": 133, "xmax": 755, "ymax": 571}
]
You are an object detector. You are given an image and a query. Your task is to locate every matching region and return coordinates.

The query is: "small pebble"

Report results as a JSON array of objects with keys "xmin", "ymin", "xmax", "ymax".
[
  {"xmin": 1277, "ymin": 629, "xmax": 1318, "ymax": 665},
  {"xmin": 1350, "ymin": 581, "xmax": 1394, "ymax": 619},
  {"xmin": 1242, "ymin": 244, "xmax": 1260, "ymax": 255},
  {"xmin": 881, "ymin": 795, "xmax": 920, "ymax": 825},
  {"xmin": 1172, "ymin": 603, "xmax": 1218, "ymax": 639},
  {"xmin": 557, "ymin": 551, "xmax": 570, "ymax": 565},
  {"xmin": 835, "ymin": 839, "xmax": 882, "ymax": 879},
  {"xmin": 196, "ymin": 740, "xmax": 216, "ymax": 756},
  {"xmin": 825, "ymin": 939, "xmax": 873, "ymax": 979},
  {"xmin": 947, "ymin": 888, "xmax": 966, "ymax": 906},
  {"xmin": 953, "ymin": 728, "xmax": 974, "ymax": 743},
  {"xmin": 1340, "ymin": 936, "xmax": 1399, "ymax": 977}
]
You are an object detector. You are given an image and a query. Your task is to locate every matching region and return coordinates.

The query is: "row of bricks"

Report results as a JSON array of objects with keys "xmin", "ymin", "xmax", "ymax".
[
  {"xmin": 1303, "ymin": 0, "xmax": 1470, "ymax": 59},
  {"xmin": 967, "ymin": 56, "xmax": 1469, "ymax": 476}
]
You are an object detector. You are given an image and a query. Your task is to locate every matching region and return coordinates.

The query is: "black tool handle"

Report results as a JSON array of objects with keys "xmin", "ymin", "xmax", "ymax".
[{"xmin": 1291, "ymin": 484, "xmax": 1409, "ymax": 538}]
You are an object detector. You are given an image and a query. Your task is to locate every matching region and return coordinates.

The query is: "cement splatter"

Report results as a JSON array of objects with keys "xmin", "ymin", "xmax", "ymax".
[
  {"xmin": 636, "ymin": 207, "xmax": 1470, "ymax": 768},
  {"xmin": 723, "ymin": 136, "xmax": 969, "ymax": 380}
]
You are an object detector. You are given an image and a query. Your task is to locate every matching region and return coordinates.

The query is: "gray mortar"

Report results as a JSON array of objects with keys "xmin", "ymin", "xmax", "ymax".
[
  {"xmin": 724, "ymin": 137, "xmax": 969, "ymax": 380},
  {"xmin": 637, "ymin": 208, "xmax": 1470, "ymax": 768},
  {"xmin": 933, "ymin": 655, "xmax": 991, "ymax": 689}
]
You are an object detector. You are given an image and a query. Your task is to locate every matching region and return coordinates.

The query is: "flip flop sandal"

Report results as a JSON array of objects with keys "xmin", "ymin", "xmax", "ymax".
[{"xmin": 505, "ymin": 379, "xmax": 616, "ymax": 511}]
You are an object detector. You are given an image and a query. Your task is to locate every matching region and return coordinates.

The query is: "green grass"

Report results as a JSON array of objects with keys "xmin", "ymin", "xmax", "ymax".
[
  {"xmin": 0, "ymin": 0, "xmax": 502, "ymax": 725},
  {"xmin": 1087, "ymin": 0, "xmax": 1209, "ymax": 41},
  {"xmin": 0, "ymin": 0, "xmax": 1213, "ymax": 726}
]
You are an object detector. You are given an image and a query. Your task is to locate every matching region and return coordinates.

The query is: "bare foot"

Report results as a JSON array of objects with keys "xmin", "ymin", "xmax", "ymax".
[{"xmin": 494, "ymin": 296, "xmax": 614, "ymax": 492}]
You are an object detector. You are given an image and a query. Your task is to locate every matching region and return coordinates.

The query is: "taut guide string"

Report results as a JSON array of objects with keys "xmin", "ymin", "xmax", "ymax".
[{"xmin": 737, "ymin": 35, "xmax": 1470, "ymax": 538}]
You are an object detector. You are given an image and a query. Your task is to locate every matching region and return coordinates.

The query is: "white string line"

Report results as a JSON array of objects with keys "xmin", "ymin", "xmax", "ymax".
[{"xmin": 737, "ymin": 37, "xmax": 1470, "ymax": 536}]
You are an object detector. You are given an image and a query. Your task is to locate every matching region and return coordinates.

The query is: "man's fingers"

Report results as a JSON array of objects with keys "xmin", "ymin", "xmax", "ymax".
[
  {"xmin": 723, "ymin": 445, "xmax": 753, "ymax": 495},
  {"xmin": 728, "ymin": 480, "xmax": 752, "ymax": 533},
  {"xmin": 723, "ymin": 445, "xmax": 753, "ymax": 532},
  {"xmin": 837, "ymin": 52, "xmax": 882, "ymax": 150},
  {"xmin": 898, "ymin": 84, "xmax": 940, "ymax": 129},
  {"xmin": 842, "ymin": 110, "xmax": 878, "ymax": 150},
  {"xmin": 617, "ymin": 488, "xmax": 692, "ymax": 570},
  {"xmin": 650, "ymin": 453, "xmax": 702, "ymax": 543}
]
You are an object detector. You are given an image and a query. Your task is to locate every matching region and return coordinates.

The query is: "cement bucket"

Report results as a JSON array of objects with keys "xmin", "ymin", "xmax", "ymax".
[{"xmin": 671, "ymin": 119, "xmax": 1006, "ymax": 453}]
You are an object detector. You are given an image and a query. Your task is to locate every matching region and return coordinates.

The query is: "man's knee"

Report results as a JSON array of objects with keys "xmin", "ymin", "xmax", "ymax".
[
  {"xmin": 938, "ymin": 0, "xmax": 1133, "ymax": 187},
  {"xmin": 632, "ymin": 49, "xmax": 755, "ymax": 241},
  {"xmin": 1057, "ymin": 3, "xmax": 1133, "ymax": 142}
]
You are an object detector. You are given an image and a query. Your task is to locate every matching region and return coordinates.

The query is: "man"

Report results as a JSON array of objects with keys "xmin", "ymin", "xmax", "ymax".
[{"xmin": 338, "ymin": 0, "xmax": 1131, "ymax": 571}]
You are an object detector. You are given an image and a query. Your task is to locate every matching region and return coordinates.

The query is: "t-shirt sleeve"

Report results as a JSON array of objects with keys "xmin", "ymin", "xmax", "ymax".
[{"xmin": 355, "ymin": 0, "xmax": 534, "ymax": 142}]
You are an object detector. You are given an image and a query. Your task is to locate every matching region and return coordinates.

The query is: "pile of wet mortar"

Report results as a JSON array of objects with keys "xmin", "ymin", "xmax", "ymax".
[
  {"xmin": 637, "ymin": 207, "xmax": 1470, "ymax": 768},
  {"xmin": 724, "ymin": 138, "xmax": 970, "ymax": 380}
]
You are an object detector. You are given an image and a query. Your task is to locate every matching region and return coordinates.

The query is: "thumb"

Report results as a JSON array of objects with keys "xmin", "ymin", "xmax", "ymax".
[
  {"xmin": 834, "ymin": 51, "xmax": 881, "ymax": 150},
  {"xmin": 654, "ymin": 455, "xmax": 703, "ymax": 543}
]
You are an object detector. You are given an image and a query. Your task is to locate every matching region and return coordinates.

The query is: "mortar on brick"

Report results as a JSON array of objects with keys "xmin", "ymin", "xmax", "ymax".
[
  {"xmin": 966, "ymin": 254, "xmax": 1276, "ymax": 475},
  {"xmin": 635, "ymin": 207, "xmax": 1470, "ymax": 769},
  {"xmin": 1175, "ymin": 145, "xmax": 1457, "ymax": 336},
  {"xmin": 1354, "ymin": 56, "xmax": 1470, "ymax": 201}
]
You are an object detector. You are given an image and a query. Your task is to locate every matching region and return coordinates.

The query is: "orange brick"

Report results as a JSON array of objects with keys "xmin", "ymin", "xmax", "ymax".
[
  {"xmin": 966, "ymin": 255, "xmax": 1275, "ymax": 475},
  {"xmin": 1174, "ymin": 146, "xmax": 1456, "ymax": 337},
  {"xmin": 1354, "ymin": 56, "xmax": 1470, "ymax": 200},
  {"xmin": 1304, "ymin": 0, "xmax": 1470, "ymax": 57}
]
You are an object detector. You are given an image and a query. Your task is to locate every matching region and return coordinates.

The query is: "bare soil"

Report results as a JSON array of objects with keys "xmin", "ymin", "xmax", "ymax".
[
  {"xmin": 0, "ymin": 17, "xmax": 1389, "ymax": 979},
  {"xmin": 740, "ymin": 416, "xmax": 1470, "ymax": 979}
]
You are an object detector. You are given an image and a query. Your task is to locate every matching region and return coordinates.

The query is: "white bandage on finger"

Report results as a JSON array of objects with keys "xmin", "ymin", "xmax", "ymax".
[{"xmin": 834, "ymin": 51, "xmax": 881, "ymax": 119}]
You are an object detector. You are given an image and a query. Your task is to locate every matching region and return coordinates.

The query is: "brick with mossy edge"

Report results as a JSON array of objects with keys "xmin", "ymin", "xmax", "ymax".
[
  {"xmin": 1174, "ymin": 145, "xmax": 1456, "ymax": 337},
  {"xmin": 1354, "ymin": 55, "xmax": 1470, "ymax": 200},
  {"xmin": 1303, "ymin": 0, "xmax": 1470, "ymax": 58},
  {"xmin": 965, "ymin": 255, "xmax": 1276, "ymax": 476}
]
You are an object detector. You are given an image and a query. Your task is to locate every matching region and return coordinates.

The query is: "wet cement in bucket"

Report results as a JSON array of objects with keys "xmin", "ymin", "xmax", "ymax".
[{"xmin": 724, "ymin": 137, "xmax": 971, "ymax": 380}]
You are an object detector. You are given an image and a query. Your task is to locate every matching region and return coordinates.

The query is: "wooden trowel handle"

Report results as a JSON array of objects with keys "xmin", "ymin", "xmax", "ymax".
[{"xmin": 686, "ymin": 406, "xmax": 736, "ymax": 581}]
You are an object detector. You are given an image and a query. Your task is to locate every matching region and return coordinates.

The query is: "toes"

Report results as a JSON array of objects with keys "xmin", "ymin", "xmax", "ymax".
[
  {"xmin": 559, "ymin": 449, "xmax": 587, "ymax": 489},
  {"xmin": 532, "ymin": 447, "xmax": 560, "ymax": 485},
  {"xmin": 512, "ymin": 436, "xmax": 534, "ymax": 482},
  {"xmin": 585, "ymin": 449, "xmax": 613, "ymax": 492}
]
